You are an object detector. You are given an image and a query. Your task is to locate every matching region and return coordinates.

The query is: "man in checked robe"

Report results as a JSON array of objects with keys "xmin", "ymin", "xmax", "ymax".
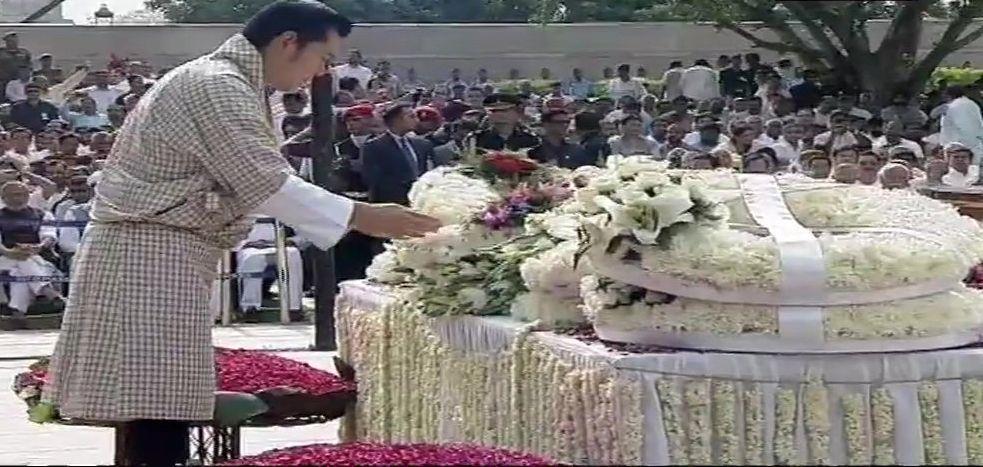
[{"xmin": 44, "ymin": 2, "xmax": 440, "ymax": 465}]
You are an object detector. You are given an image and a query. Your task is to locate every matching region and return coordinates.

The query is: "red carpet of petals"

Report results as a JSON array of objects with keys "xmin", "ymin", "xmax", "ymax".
[
  {"xmin": 221, "ymin": 442, "xmax": 556, "ymax": 466},
  {"xmin": 214, "ymin": 348, "xmax": 355, "ymax": 395}
]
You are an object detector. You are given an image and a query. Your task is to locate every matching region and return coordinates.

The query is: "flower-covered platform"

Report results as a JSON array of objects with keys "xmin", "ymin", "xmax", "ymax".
[{"xmin": 338, "ymin": 280, "xmax": 983, "ymax": 465}]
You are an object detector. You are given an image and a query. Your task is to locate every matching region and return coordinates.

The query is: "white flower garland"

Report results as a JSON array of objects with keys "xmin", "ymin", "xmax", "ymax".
[
  {"xmin": 684, "ymin": 379, "xmax": 713, "ymax": 464},
  {"xmin": 773, "ymin": 388, "xmax": 798, "ymax": 465},
  {"xmin": 713, "ymin": 380, "xmax": 740, "ymax": 465},
  {"xmin": 583, "ymin": 275, "xmax": 983, "ymax": 341},
  {"xmin": 918, "ymin": 382, "xmax": 945, "ymax": 465},
  {"xmin": 871, "ymin": 387, "xmax": 895, "ymax": 465},
  {"xmin": 743, "ymin": 384, "xmax": 765, "ymax": 465},
  {"xmin": 657, "ymin": 378, "xmax": 689, "ymax": 464},
  {"xmin": 842, "ymin": 392, "xmax": 870, "ymax": 465},
  {"xmin": 964, "ymin": 379, "xmax": 983, "ymax": 465},
  {"xmin": 804, "ymin": 382, "xmax": 831, "ymax": 465}
]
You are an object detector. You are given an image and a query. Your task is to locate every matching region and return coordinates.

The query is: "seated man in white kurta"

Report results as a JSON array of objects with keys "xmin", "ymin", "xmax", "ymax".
[
  {"xmin": 0, "ymin": 181, "xmax": 63, "ymax": 317},
  {"xmin": 236, "ymin": 219, "xmax": 304, "ymax": 314}
]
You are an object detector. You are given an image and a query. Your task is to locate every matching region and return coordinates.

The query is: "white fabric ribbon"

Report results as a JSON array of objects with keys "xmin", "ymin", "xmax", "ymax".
[{"xmin": 737, "ymin": 174, "xmax": 827, "ymax": 345}]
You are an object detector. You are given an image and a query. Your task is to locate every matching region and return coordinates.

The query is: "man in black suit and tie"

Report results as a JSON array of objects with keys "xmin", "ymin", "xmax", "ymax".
[{"xmin": 361, "ymin": 103, "xmax": 435, "ymax": 206}]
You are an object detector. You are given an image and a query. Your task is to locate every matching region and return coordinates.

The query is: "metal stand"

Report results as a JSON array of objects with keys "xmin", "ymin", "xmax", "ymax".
[{"xmin": 311, "ymin": 72, "xmax": 338, "ymax": 351}]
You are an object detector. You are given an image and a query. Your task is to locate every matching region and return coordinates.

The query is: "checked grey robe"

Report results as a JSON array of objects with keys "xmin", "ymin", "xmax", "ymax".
[{"xmin": 45, "ymin": 34, "xmax": 354, "ymax": 422}]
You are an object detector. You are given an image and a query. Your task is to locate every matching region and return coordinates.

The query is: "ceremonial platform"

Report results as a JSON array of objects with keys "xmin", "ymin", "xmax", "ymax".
[{"xmin": 338, "ymin": 280, "xmax": 983, "ymax": 465}]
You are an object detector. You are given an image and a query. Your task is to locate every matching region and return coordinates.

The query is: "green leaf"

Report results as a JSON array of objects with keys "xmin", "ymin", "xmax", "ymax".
[
  {"xmin": 213, "ymin": 391, "xmax": 269, "ymax": 426},
  {"xmin": 27, "ymin": 402, "xmax": 57, "ymax": 424}
]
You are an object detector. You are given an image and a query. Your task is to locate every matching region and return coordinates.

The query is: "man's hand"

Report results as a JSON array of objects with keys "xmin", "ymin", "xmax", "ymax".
[{"xmin": 350, "ymin": 203, "xmax": 441, "ymax": 239}]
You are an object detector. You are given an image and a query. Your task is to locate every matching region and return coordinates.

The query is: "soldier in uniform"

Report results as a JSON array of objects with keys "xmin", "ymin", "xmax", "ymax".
[
  {"xmin": 0, "ymin": 33, "xmax": 31, "ymax": 101},
  {"xmin": 470, "ymin": 93, "xmax": 540, "ymax": 151}
]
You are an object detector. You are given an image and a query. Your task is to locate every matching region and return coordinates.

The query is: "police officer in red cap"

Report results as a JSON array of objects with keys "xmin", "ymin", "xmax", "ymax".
[{"xmin": 413, "ymin": 106, "xmax": 448, "ymax": 147}]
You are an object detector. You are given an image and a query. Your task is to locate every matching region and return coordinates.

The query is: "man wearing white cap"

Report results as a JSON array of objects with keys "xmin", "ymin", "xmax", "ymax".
[{"xmin": 940, "ymin": 86, "xmax": 983, "ymax": 164}]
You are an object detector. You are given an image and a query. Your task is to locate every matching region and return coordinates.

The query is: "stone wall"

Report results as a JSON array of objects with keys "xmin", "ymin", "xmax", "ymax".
[{"xmin": 0, "ymin": 20, "xmax": 981, "ymax": 81}]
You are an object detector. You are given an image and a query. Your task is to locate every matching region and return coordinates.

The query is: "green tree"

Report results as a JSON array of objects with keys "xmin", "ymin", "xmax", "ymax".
[
  {"xmin": 145, "ymin": 0, "xmax": 532, "ymax": 23},
  {"xmin": 654, "ymin": 0, "xmax": 983, "ymax": 103}
]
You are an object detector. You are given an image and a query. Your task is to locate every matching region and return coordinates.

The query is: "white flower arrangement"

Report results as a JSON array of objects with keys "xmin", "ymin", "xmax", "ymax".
[
  {"xmin": 712, "ymin": 381, "xmax": 739, "ymax": 465},
  {"xmin": 583, "ymin": 275, "xmax": 983, "ymax": 341},
  {"xmin": 684, "ymin": 379, "xmax": 712, "ymax": 464},
  {"xmin": 743, "ymin": 385, "xmax": 765, "ymax": 464},
  {"xmin": 408, "ymin": 167, "xmax": 501, "ymax": 225},
  {"xmin": 804, "ymin": 382, "xmax": 831, "ymax": 465}
]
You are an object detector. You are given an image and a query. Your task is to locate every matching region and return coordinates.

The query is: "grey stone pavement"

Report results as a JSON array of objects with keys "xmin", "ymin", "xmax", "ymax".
[{"xmin": 0, "ymin": 324, "xmax": 340, "ymax": 465}]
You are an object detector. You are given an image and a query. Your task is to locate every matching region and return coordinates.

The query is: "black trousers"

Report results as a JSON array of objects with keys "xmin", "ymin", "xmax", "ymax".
[{"xmin": 119, "ymin": 420, "xmax": 190, "ymax": 466}]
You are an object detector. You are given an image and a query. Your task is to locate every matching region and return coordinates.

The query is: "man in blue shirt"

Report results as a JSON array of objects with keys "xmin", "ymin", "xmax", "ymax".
[{"xmin": 565, "ymin": 68, "xmax": 593, "ymax": 100}]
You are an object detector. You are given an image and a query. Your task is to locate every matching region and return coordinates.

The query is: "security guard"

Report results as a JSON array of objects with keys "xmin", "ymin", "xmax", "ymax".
[
  {"xmin": 470, "ymin": 93, "xmax": 540, "ymax": 151},
  {"xmin": 0, "ymin": 33, "xmax": 31, "ymax": 99}
]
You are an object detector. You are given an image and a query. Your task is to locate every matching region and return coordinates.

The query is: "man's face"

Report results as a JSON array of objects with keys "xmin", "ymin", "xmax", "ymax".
[
  {"xmin": 744, "ymin": 155, "xmax": 773, "ymax": 174},
  {"xmin": 765, "ymin": 122, "xmax": 782, "ymax": 139},
  {"xmin": 811, "ymin": 159, "xmax": 831, "ymax": 179},
  {"xmin": 11, "ymin": 132, "xmax": 30, "ymax": 152},
  {"xmin": 834, "ymin": 149, "xmax": 859, "ymax": 166},
  {"xmin": 345, "ymin": 116, "xmax": 371, "ymax": 136},
  {"xmin": 348, "ymin": 51, "xmax": 361, "ymax": 65},
  {"xmin": 466, "ymin": 89, "xmax": 484, "ymax": 107},
  {"xmin": 747, "ymin": 100, "xmax": 762, "ymax": 115},
  {"xmin": 393, "ymin": 107, "xmax": 418, "ymax": 134},
  {"xmin": 699, "ymin": 127, "xmax": 719, "ymax": 145},
  {"xmin": 25, "ymin": 88, "xmax": 40, "ymax": 103},
  {"xmin": 60, "ymin": 137, "xmax": 79, "ymax": 155},
  {"xmin": 830, "ymin": 116, "xmax": 849, "ymax": 134},
  {"xmin": 487, "ymin": 106, "xmax": 519, "ymax": 126},
  {"xmin": 857, "ymin": 154, "xmax": 879, "ymax": 174},
  {"xmin": 622, "ymin": 119, "xmax": 644, "ymax": 138},
  {"xmin": 1, "ymin": 183, "xmax": 30, "ymax": 211},
  {"xmin": 415, "ymin": 119, "xmax": 440, "ymax": 135},
  {"xmin": 927, "ymin": 159, "xmax": 948, "ymax": 183},
  {"xmin": 543, "ymin": 118, "xmax": 570, "ymax": 138},
  {"xmin": 91, "ymin": 133, "xmax": 112, "ymax": 153},
  {"xmin": 882, "ymin": 166, "xmax": 910, "ymax": 189},
  {"xmin": 283, "ymin": 95, "xmax": 306, "ymax": 114},
  {"xmin": 783, "ymin": 124, "xmax": 804, "ymax": 143},
  {"xmin": 950, "ymin": 150, "xmax": 973, "ymax": 172},
  {"xmin": 40, "ymin": 56, "xmax": 52, "ymax": 68},
  {"xmin": 36, "ymin": 132, "xmax": 56, "ymax": 150},
  {"xmin": 451, "ymin": 69, "xmax": 461, "ymax": 80},
  {"xmin": 833, "ymin": 164, "xmax": 859, "ymax": 183},
  {"xmin": 68, "ymin": 179, "xmax": 93, "ymax": 203},
  {"xmin": 268, "ymin": 31, "xmax": 340, "ymax": 91},
  {"xmin": 651, "ymin": 120, "xmax": 667, "ymax": 139},
  {"xmin": 667, "ymin": 124, "xmax": 686, "ymax": 143},
  {"xmin": 617, "ymin": 67, "xmax": 630, "ymax": 80}
]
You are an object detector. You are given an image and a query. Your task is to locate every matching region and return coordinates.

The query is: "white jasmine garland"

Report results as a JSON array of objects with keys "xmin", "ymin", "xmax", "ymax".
[
  {"xmin": 871, "ymin": 387, "xmax": 895, "ymax": 465},
  {"xmin": 743, "ymin": 384, "xmax": 765, "ymax": 464},
  {"xmin": 712, "ymin": 380, "xmax": 739, "ymax": 465},
  {"xmin": 774, "ymin": 388, "xmax": 798, "ymax": 465},
  {"xmin": 842, "ymin": 392, "xmax": 870, "ymax": 465},
  {"xmin": 657, "ymin": 378, "xmax": 689, "ymax": 464},
  {"xmin": 918, "ymin": 382, "xmax": 945, "ymax": 465},
  {"xmin": 684, "ymin": 379, "xmax": 712, "ymax": 464},
  {"xmin": 804, "ymin": 382, "xmax": 831, "ymax": 465},
  {"xmin": 964, "ymin": 379, "xmax": 983, "ymax": 465}
]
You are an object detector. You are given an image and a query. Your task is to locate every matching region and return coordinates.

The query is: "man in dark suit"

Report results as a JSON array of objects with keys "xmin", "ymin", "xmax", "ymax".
[{"xmin": 361, "ymin": 103, "xmax": 434, "ymax": 206}]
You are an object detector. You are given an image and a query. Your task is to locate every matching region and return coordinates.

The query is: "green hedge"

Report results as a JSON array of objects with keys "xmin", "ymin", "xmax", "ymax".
[
  {"xmin": 490, "ymin": 78, "xmax": 664, "ymax": 99},
  {"xmin": 930, "ymin": 67, "xmax": 983, "ymax": 89}
]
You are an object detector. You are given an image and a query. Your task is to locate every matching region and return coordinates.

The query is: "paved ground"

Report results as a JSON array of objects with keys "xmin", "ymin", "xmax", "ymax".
[{"xmin": 0, "ymin": 324, "xmax": 341, "ymax": 465}]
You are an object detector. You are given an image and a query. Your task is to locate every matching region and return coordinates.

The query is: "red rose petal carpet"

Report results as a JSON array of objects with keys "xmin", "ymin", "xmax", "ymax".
[
  {"xmin": 214, "ymin": 348, "xmax": 355, "ymax": 395},
  {"xmin": 221, "ymin": 442, "xmax": 555, "ymax": 466}
]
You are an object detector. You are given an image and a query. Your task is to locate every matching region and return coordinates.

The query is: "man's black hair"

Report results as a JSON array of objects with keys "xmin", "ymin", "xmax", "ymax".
[
  {"xmin": 338, "ymin": 76, "xmax": 359, "ymax": 91},
  {"xmin": 383, "ymin": 103, "xmax": 413, "ymax": 127},
  {"xmin": 243, "ymin": 1, "xmax": 353, "ymax": 49},
  {"xmin": 669, "ymin": 60, "xmax": 683, "ymax": 68},
  {"xmin": 946, "ymin": 85, "xmax": 966, "ymax": 99}
]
